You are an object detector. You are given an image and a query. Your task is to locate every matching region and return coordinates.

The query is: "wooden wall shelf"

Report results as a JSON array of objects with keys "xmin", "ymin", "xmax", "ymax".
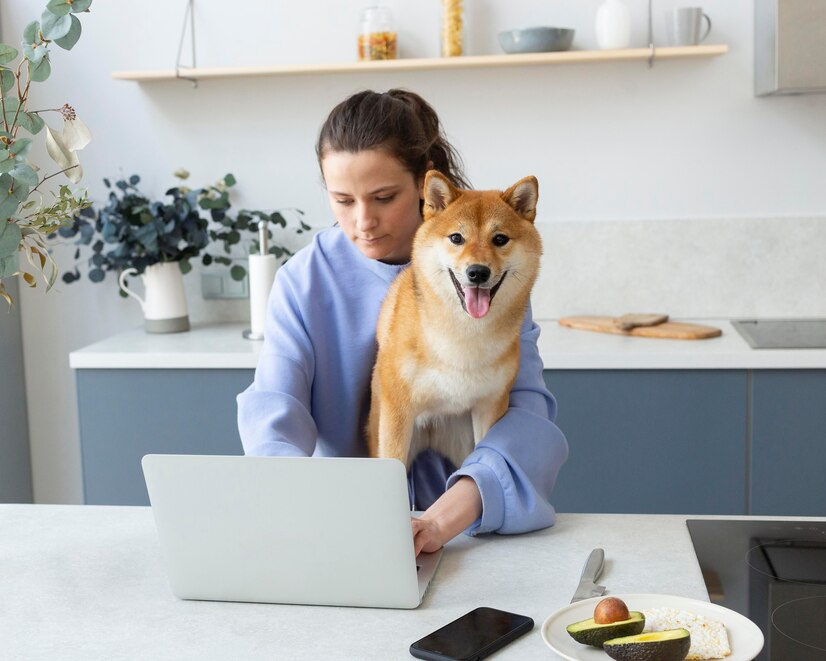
[{"xmin": 111, "ymin": 45, "xmax": 729, "ymax": 83}]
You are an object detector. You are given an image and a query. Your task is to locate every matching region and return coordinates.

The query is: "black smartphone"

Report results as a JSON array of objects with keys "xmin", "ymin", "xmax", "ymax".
[{"xmin": 409, "ymin": 606, "xmax": 534, "ymax": 661}]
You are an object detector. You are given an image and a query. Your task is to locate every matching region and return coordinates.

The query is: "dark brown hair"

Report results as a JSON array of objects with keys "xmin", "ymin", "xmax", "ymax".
[{"xmin": 316, "ymin": 89, "xmax": 470, "ymax": 190}]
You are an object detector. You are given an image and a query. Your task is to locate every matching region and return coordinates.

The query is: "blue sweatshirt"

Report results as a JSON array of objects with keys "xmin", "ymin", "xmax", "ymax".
[{"xmin": 237, "ymin": 227, "xmax": 568, "ymax": 535}]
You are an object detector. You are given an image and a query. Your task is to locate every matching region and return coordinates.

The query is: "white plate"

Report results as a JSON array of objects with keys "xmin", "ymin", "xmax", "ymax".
[{"xmin": 541, "ymin": 593, "xmax": 764, "ymax": 661}]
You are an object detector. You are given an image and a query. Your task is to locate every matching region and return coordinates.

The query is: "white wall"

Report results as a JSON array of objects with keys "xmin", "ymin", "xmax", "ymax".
[{"xmin": 3, "ymin": 0, "xmax": 824, "ymax": 503}]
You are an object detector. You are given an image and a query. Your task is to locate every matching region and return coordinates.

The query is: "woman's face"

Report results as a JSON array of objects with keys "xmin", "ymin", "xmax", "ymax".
[{"xmin": 321, "ymin": 148, "xmax": 423, "ymax": 264}]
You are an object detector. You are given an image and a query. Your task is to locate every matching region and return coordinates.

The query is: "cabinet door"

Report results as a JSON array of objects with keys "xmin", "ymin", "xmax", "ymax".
[
  {"xmin": 77, "ymin": 369, "xmax": 254, "ymax": 505},
  {"xmin": 544, "ymin": 370, "xmax": 747, "ymax": 514},
  {"xmin": 751, "ymin": 370, "xmax": 826, "ymax": 516}
]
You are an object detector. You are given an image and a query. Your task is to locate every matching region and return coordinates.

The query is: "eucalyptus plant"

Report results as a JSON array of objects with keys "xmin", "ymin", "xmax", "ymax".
[
  {"xmin": 58, "ymin": 171, "xmax": 310, "ymax": 290},
  {"xmin": 0, "ymin": 0, "xmax": 93, "ymax": 306}
]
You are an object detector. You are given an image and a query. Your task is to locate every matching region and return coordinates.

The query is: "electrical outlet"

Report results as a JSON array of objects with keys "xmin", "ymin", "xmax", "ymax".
[{"xmin": 201, "ymin": 269, "xmax": 249, "ymax": 299}]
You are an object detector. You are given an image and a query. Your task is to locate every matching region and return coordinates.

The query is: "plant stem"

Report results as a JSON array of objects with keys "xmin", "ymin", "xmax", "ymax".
[{"xmin": 29, "ymin": 165, "xmax": 80, "ymax": 195}]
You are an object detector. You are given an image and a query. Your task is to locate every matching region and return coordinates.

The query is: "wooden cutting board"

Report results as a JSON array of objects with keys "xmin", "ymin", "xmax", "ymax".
[{"xmin": 559, "ymin": 316, "xmax": 722, "ymax": 340}]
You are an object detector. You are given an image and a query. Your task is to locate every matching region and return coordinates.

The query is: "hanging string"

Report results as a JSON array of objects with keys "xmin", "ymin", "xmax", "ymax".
[{"xmin": 175, "ymin": 0, "xmax": 198, "ymax": 87}]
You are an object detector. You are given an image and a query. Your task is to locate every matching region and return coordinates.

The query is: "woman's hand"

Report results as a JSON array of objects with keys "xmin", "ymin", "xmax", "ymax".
[
  {"xmin": 412, "ymin": 516, "xmax": 447, "ymax": 556},
  {"xmin": 411, "ymin": 476, "xmax": 482, "ymax": 556}
]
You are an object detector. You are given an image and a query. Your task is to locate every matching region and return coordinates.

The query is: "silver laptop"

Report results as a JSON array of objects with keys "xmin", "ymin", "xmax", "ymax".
[{"xmin": 141, "ymin": 454, "xmax": 442, "ymax": 609}]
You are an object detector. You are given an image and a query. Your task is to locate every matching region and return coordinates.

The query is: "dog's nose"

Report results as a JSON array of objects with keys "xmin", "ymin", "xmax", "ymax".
[{"xmin": 466, "ymin": 264, "xmax": 491, "ymax": 285}]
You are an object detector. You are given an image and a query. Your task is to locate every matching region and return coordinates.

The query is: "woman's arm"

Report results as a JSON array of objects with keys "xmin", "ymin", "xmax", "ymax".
[
  {"xmin": 237, "ymin": 264, "xmax": 318, "ymax": 457},
  {"xmin": 445, "ymin": 303, "xmax": 569, "ymax": 536}
]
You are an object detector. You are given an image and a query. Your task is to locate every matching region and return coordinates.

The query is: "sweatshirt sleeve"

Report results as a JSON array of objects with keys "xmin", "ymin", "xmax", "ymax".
[
  {"xmin": 445, "ymin": 303, "xmax": 569, "ymax": 535},
  {"xmin": 237, "ymin": 267, "xmax": 319, "ymax": 457}
]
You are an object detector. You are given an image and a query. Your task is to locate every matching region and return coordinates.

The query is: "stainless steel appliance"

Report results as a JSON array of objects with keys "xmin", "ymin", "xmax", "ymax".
[
  {"xmin": 688, "ymin": 519, "xmax": 826, "ymax": 660},
  {"xmin": 755, "ymin": 0, "xmax": 826, "ymax": 96},
  {"xmin": 731, "ymin": 318, "xmax": 826, "ymax": 349}
]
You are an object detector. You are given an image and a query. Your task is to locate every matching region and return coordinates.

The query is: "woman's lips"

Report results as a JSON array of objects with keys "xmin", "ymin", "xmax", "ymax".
[{"xmin": 361, "ymin": 236, "xmax": 386, "ymax": 245}]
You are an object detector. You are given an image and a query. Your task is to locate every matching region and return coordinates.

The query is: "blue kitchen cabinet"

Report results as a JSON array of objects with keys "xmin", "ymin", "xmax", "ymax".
[
  {"xmin": 76, "ymin": 369, "xmax": 254, "ymax": 505},
  {"xmin": 750, "ymin": 370, "xmax": 826, "ymax": 516},
  {"xmin": 544, "ymin": 370, "xmax": 748, "ymax": 515}
]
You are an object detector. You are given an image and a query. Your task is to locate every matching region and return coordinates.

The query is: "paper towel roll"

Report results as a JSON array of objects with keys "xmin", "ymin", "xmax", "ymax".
[{"xmin": 248, "ymin": 254, "xmax": 276, "ymax": 338}]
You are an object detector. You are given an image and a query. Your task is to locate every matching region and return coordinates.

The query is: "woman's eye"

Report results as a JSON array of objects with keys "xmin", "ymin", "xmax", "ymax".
[
  {"xmin": 492, "ymin": 234, "xmax": 510, "ymax": 246},
  {"xmin": 448, "ymin": 233, "xmax": 464, "ymax": 245},
  {"xmin": 376, "ymin": 195, "xmax": 396, "ymax": 203},
  {"xmin": 335, "ymin": 199, "xmax": 353, "ymax": 206}
]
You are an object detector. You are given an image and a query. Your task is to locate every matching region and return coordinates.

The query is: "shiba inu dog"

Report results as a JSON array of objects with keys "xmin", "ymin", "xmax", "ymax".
[{"xmin": 367, "ymin": 171, "xmax": 543, "ymax": 469}]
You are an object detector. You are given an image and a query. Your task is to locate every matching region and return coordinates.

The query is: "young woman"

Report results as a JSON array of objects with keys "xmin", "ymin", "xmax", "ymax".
[{"xmin": 237, "ymin": 89, "xmax": 568, "ymax": 555}]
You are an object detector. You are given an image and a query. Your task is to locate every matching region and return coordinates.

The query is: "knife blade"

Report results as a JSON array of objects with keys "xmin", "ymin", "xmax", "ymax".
[{"xmin": 571, "ymin": 548, "xmax": 606, "ymax": 603}]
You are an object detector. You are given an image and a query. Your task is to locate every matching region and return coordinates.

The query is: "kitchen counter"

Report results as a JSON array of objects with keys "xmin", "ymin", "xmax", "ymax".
[
  {"xmin": 69, "ymin": 320, "xmax": 826, "ymax": 370},
  {"xmin": 0, "ymin": 505, "xmax": 735, "ymax": 660}
]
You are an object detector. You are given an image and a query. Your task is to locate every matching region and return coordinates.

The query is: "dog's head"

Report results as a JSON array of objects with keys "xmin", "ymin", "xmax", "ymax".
[{"xmin": 413, "ymin": 171, "xmax": 543, "ymax": 320}]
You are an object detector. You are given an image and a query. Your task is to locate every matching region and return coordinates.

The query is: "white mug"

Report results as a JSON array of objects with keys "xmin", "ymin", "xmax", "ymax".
[
  {"xmin": 665, "ymin": 7, "xmax": 712, "ymax": 46},
  {"xmin": 119, "ymin": 261, "xmax": 190, "ymax": 333}
]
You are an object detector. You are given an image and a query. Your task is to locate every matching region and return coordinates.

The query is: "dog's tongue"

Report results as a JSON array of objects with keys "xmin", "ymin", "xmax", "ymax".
[{"xmin": 463, "ymin": 286, "xmax": 491, "ymax": 319}]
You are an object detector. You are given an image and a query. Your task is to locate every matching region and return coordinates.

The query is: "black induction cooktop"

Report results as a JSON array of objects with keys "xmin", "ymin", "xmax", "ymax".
[{"xmin": 687, "ymin": 519, "xmax": 826, "ymax": 660}]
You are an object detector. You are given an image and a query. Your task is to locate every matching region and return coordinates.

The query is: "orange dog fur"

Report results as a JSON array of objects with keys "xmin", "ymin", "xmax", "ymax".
[{"xmin": 367, "ymin": 171, "xmax": 543, "ymax": 468}]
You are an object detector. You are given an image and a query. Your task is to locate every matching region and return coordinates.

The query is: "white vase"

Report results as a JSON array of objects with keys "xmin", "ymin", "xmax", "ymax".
[
  {"xmin": 595, "ymin": 0, "xmax": 631, "ymax": 50},
  {"xmin": 118, "ymin": 261, "xmax": 190, "ymax": 333}
]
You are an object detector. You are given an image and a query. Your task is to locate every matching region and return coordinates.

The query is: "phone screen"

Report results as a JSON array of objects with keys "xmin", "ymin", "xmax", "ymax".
[{"xmin": 410, "ymin": 607, "xmax": 533, "ymax": 661}]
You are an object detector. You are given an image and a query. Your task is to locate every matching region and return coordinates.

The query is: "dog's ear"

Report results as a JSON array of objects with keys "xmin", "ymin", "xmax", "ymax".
[
  {"xmin": 502, "ymin": 176, "xmax": 538, "ymax": 223},
  {"xmin": 423, "ymin": 170, "xmax": 460, "ymax": 221}
]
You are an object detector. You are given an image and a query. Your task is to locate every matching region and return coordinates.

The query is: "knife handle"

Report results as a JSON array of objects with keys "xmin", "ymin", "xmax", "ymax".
[{"xmin": 581, "ymin": 548, "xmax": 605, "ymax": 582}]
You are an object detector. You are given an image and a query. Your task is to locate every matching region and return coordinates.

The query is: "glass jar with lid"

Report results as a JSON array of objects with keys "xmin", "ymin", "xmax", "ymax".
[
  {"xmin": 441, "ymin": 0, "xmax": 464, "ymax": 57},
  {"xmin": 358, "ymin": 6, "xmax": 398, "ymax": 61}
]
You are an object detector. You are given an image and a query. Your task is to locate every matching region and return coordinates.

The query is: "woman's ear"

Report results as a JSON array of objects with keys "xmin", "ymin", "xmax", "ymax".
[
  {"xmin": 502, "ymin": 176, "xmax": 538, "ymax": 223},
  {"xmin": 423, "ymin": 170, "xmax": 459, "ymax": 221}
]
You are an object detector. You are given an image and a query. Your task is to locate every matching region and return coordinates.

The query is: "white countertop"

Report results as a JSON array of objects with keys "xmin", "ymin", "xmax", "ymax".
[
  {"xmin": 69, "ymin": 320, "xmax": 826, "ymax": 370},
  {"xmin": 1, "ymin": 505, "xmax": 724, "ymax": 661}
]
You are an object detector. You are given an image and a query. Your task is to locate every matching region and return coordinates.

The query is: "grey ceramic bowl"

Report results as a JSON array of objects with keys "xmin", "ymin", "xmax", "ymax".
[{"xmin": 498, "ymin": 26, "xmax": 575, "ymax": 54}]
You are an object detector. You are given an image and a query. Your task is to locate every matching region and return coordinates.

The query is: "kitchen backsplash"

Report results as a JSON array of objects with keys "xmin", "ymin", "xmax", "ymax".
[
  {"xmin": 531, "ymin": 216, "xmax": 826, "ymax": 320},
  {"xmin": 183, "ymin": 216, "xmax": 826, "ymax": 325}
]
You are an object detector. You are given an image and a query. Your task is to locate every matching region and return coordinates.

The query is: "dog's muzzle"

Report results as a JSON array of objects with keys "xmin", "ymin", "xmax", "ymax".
[{"xmin": 449, "ymin": 267, "xmax": 507, "ymax": 319}]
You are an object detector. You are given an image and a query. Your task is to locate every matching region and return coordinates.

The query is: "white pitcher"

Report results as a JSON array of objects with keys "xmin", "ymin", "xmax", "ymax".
[{"xmin": 118, "ymin": 261, "xmax": 190, "ymax": 333}]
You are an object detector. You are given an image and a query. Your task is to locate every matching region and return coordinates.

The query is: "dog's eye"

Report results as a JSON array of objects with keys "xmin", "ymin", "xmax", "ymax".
[
  {"xmin": 492, "ymin": 234, "xmax": 510, "ymax": 246},
  {"xmin": 448, "ymin": 233, "xmax": 464, "ymax": 245}
]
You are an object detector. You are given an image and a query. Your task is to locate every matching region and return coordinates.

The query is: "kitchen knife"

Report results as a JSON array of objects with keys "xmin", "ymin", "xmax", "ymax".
[{"xmin": 571, "ymin": 548, "xmax": 606, "ymax": 603}]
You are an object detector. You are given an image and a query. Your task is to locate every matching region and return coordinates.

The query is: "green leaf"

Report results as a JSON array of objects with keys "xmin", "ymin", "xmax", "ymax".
[
  {"xmin": 29, "ymin": 55, "xmax": 51, "ymax": 83},
  {"xmin": 0, "ymin": 221, "xmax": 22, "ymax": 259},
  {"xmin": 0, "ymin": 68, "xmax": 14, "ymax": 94},
  {"xmin": 9, "ymin": 138, "xmax": 32, "ymax": 160},
  {"xmin": 41, "ymin": 10, "xmax": 72, "ymax": 40},
  {"xmin": 10, "ymin": 164, "xmax": 38, "ymax": 187},
  {"xmin": 23, "ymin": 22, "xmax": 40, "ymax": 44},
  {"xmin": 46, "ymin": 0, "xmax": 72, "ymax": 17},
  {"xmin": 23, "ymin": 43, "xmax": 47, "ymax": 66},
  {"xmin": 223, "ymin": 173, "xmax": 237, "ymax": 187},
  {"xmin": 0, "ymin": 44, "xmax": 18, "ymax": 66},
  {"xmin": 179, "ymin": 258, "xmax": 191, "ymax": 274},
  {"xmin": 54, "ymin": 15, "xmax": 81, "ymax": 50},
  {"xmin": 24, "ymin": 111, "xmax": 45, "ymax": 134},
  {"xmin": 70, "ymin": 0, "xmax": 93, "ymax": 13},
  {"xmin": 22, "ymin": 23, "xmax": 47, "ymax": 65},
  {"xmin": 0, "ymin": 151, "xmax": 15, "ymax": 174},
  {"xmin": 0, "ymin": 251, "xmax": 20, "ymax": 278},
  {"xmin": 230, "ymin": 264, "xmax": 246, "ymax": 281},
  {"xmin": 0, "ymin": 173, "xmax": 29, "ymax": 218}
]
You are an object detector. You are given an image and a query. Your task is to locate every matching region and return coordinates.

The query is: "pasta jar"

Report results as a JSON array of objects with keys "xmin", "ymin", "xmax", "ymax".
[
  {"xmin": 358, "ymin": 6, "xmax": 398, "ymax": 61},
  {"xmin": 441, "ymin": 0, "xmax": 464, "ymax": 57}
]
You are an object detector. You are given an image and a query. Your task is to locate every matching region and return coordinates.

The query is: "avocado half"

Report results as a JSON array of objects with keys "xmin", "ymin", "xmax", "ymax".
[
  {"xmin": 603, "ymin": 628, "xmax": 691, "ymax": 661},
  {"xmin": 565, "ymin": 611, "xmax": 645, "ymax": 648}
]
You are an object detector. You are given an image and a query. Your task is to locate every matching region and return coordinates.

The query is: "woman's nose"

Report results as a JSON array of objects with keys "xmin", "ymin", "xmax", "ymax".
[{"xmin": 355, "ymin": 203, "xmax": 378, "ymax": 231}]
